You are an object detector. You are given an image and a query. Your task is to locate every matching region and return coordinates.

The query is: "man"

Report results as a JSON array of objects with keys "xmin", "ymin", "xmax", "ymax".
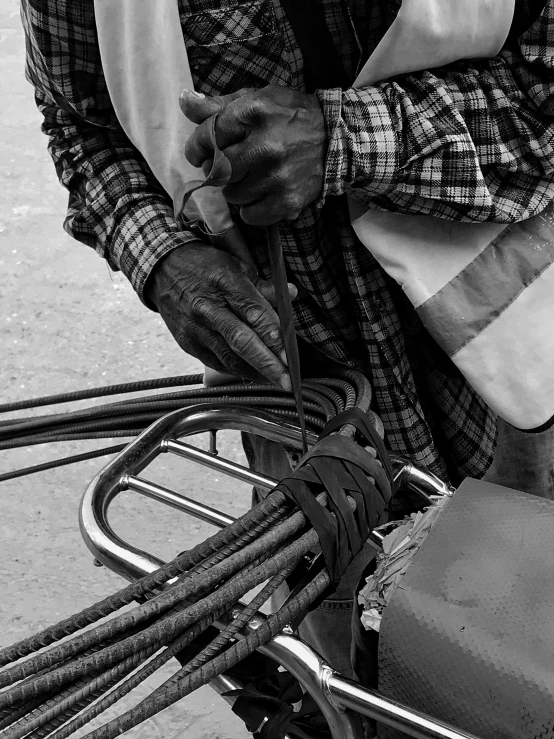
[{"xmin": 22, "ymin": 0, "xmax": 554, "ymax": 674}]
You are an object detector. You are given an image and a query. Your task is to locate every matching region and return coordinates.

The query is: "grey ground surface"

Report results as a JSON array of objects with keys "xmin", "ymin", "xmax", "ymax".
[{"xmin": 0, "ymin": 3, "xmax": 250, "ymax": 736}]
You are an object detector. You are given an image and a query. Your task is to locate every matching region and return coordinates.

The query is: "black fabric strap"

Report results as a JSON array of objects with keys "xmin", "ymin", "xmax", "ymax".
[
  {"xmin": 229, "ymin": 667, "xmax": 331, "ymax": 738},
  {"xmin": 266, "ymin": 225, "xmax": 308, "ymax": 454},
  {"xmin": 276, "ymin": 411, "xmax": 393, "ymax": 585},
  {"xmin": 320, "ymin": 407, "xmax": 394, "ymax": 484},
  {"xmin": 279, "ymin": 0, "xmax": 349, "ymax": 92},
  {"xmin": 267, "ymin": 0, "xmax": 349, "ymax": 448}
]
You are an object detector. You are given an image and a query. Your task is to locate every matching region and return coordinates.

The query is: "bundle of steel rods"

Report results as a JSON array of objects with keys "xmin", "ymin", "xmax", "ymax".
[
  {"xmin": 0, "ymin": 370, "xmax": 385, "ymax": 738},
  {"xmin": 0, "ymin": 487, "xmax": 333, "ymax": 738},
  {"xmin": 0, "ymin": 371, "xmax": 378, "ymax": 482}
]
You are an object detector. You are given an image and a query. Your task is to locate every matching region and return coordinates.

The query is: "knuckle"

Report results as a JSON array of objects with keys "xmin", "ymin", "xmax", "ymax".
[
  {"xmin": 243, "ymin": 306, "xmax": 266, "ymax": 328},
  {"xmin": 208, "ymin": 264, "xmax": 232, "ymax": 288},
  {"xmin": 184, "ymin": 134, "xmax": 204, "ymax": 166},
  {"xmin": 267, "ymin": 167, "xmax": 287, "ymax": 188},
  {"xmin": 247, "ymin": 95, "xmax": 267, "ymax": 119},
  {"xmin": 216, "ymin": 348, "xmax": 241, "ymax": 374},
  {"xmin": 240, "ymin": 206, "xmax": 265, "ymax": 227},
  {"xmin": 217, "ymin": 346, "xmax": 236, "ymax": 365},
  {"xmin": 176, "ymin": 329, "xmax": 194, "ymax": 352},
  {"xmin": 282, "ymin": 194, "xmax": 303, "ymax": 220},
  {"xmin": 184, "ymin": 138, "xmax": 195, "ymax": 161},
  {"xmin": 189, "ymin": 296, "xmax": 213, "ymax": 320},
  {"xmin": 286, "ymin": 192, "xmax": 302, "ymax": 211},
  {"xmin": 246, "ymin": 312, "xmax": 280, "ymax": 345},
  {"xmin": 233, "ymin": 96, "xmax": 264, "ymax": 127},
  {"xmin": 266, "ymin": 327, "xmax": 282, "ymax": 345},
  {"xmin": 265, "ymin": 142, "xmax": 286, "ymax": 164},
  {"xmin": 228, "ymin": 327, "xmax": 255, "ymax": 354}
]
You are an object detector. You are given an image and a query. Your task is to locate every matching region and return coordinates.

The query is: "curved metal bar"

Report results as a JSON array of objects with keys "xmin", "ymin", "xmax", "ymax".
[
  {"xmin": 325, "ymin": 672, "xmax": 480, "ymax": 739},
  {"xmin": 259, "ymin": 633, "xmax": 363, "ymax": 739},
  {"xmin": 213, "ymin": 609, "xmax": 363, "ymax": 738},
  {"xmin": 125, "ymin": 476, "xmax": 237, "ymax": 528},
  {"xmin": 210, "ymin": 607, "xmax": 480, "ymax": 739},
  {"xmin": 80, "ymin": 405, "xmax": 317, "ymax": 579},
  {"xmin": 390, "ymin": 453, "xmax": 455, "ymax": 500},
  {"xmin": 163, "ymin": 439, "xmax": 276, "ymax": 491}
]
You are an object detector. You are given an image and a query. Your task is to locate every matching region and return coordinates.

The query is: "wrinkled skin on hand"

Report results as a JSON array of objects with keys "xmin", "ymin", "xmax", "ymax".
[
  {"xmin": 145, "ymin": 239, "xmax": 294, "ymax": 388},
  {"xmin": 181, "ymin": 85, "xmax": 327, "ymax": 227}
]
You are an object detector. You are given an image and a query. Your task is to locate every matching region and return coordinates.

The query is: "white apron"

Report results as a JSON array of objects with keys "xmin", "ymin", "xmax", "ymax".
[{"xmin": 93, "ymin": 0, "xmax": 554, "ymax": 431}]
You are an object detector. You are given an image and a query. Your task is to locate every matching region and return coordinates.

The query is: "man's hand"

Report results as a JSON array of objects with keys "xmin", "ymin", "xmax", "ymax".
[
  {"xmin": 181, "ymin": 85, "xmax": 327, "ymax": 227},
  {"xmin": 145, "ymin": 239, "xmax": 293, "ymax": 389}
]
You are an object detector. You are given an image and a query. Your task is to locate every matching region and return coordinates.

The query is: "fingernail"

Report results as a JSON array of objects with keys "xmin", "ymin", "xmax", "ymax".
[
  {"xmin": 280, "ymin": 350, "xmax": 289, "ymax": 366},
  {"xmin": 181, "ymin": 89, "xmax": 205, "ymax": 99},
  {"xmin": 287, "ymin": 282, "xmax": 298, "ymax": 299},
  {"xmin": 280, "ymin": 373, "xmax": 292, "ymax": 392}
]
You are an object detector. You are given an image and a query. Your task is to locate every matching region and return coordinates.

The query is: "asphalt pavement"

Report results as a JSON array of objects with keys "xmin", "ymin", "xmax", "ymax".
[{"xmin": 0, "ymin": 3, "xmax": 249, "ymax": 736}]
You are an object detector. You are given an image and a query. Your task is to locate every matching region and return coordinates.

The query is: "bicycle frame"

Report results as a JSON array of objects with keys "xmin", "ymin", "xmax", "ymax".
[{"xmin": 80, "ymin": 404, "xmax": 479, "ymax": 739}]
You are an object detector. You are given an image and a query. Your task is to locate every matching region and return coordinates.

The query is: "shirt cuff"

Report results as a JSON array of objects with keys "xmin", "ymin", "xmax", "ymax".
[
  {"xmin": 109, "ymin": 197, "xmax": 203, "ymax": 308},
  {"xmin": 316, "ymin": 86, "xmax": 400, "ymax": 204}
]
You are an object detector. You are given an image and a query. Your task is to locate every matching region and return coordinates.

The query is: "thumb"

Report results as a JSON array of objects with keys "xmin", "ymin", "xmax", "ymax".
[
  {"xmin": 255, "ymin": 278, "xmax": 298, "ymax": 308},
  {"xmin": 179, "ymin": 88, "xmax": 251, "ymax": 124}
]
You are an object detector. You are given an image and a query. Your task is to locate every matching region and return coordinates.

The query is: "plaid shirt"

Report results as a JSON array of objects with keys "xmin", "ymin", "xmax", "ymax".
[{"xmin": 21, "ymin": 0, "xmax": 554, "ymax": 482}]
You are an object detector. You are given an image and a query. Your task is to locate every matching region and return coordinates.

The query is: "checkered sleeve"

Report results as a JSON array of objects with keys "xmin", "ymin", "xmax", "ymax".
[
  {"xmin": 317, "ymin": 1, "xmax": 554, "ymax": 222},
  {"xmin": 21, "ymin": 0, "xmax": 201, "ymax": 304}
]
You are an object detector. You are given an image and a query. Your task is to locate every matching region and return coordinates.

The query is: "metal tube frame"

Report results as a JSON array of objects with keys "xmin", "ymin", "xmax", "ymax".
[{"xmin": 80, "ymin": 404, "xmax": 478, "ymax": 739}]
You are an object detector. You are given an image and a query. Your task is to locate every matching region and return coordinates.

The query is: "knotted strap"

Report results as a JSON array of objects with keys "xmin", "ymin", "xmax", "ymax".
[
  {"xmin": 277, "ymin": 410, "xmax": 393, "ymax": 584},
  {"xmin": 320, "ymin": 407, "xmax": 393, "ymax": 483}
]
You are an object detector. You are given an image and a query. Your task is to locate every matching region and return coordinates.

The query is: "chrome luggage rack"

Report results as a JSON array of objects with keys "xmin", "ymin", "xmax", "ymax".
[{"xmin": 80, "ymin": 404, "xmax": 477, "ymax": 739}]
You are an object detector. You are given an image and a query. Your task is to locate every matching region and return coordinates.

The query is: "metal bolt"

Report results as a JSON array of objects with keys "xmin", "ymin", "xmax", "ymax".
[{"xmin": 209, "ymin": 429, "xmax": 218, "ymax": 455}]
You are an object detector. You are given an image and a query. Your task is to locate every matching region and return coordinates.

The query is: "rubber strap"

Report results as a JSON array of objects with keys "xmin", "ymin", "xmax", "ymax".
[
  {"xmin": 276, "ymin": 412, "xmax": 392, "ymax": 584},
  {"xmin": 320, "ymin": 407, "xmax": 394, "ymax": 483},
  {"xmin": 267, "ymin": 225, "xmax": 308, "ymax": 454},
  {"xmin": 269, "ymin": 0, "xmax": 349, "ymax": 449}
]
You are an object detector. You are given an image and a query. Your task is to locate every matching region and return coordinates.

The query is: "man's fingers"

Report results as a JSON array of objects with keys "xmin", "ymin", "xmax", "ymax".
[
  {"xmin": 185, "ymin": 95, "xmax": 263, "ymax": 170},
  {"xmin": 185, "ymin": 119, "xmax": 218, "ymax": 168},
  {"xmin": 180, "ymin": 90, "xmax": 234, "ymax": 123},
  {"xmin": 185, "ymin": 112, "xmax": 249, "ymax": 170},
  {"xmin": 179, "ymin": 338, "xmax": 232, "ymax": 377},
  {"xmin": 256, "ymin": 279, "xmax": 298, "ymax": 308},
  {"xmin": 224, "ymin": 277, "xmax": 289, "ymax": 362},
  {"xmin": 239, "ymin": 194, "xmax": 293, "ymax": 227},
  {"xmin": 219, "ymin": 314, "xmax": 291, "ymax": 389},
  {"xmin": 186, "ymin": 329, "xmax": 269, "ymax": 383},
  {"xmin": 235, "ymin": 259, "xmax": 298, "ymax": 309},
  {"xmin": 193, "ymin": 299, "xmax": 289, "ymax": 388},
  {"xmin": 222, "ymin": 174, "xmax": 272, "ymax": 205},
  {"xmin": 179, "ymin": 88, "xmax": 251, "ymax": 124}
]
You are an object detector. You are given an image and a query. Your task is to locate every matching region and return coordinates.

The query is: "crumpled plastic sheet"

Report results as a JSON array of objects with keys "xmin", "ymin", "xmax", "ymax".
[{"xmin": 358, "ymin": 496, "xmax": 449, "ymax": 633}]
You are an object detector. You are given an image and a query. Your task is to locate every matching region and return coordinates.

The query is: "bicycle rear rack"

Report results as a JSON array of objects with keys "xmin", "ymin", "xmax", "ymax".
[{"xmin": 80, "ymin": 404, "xmax": 477, "ymax": 739}]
